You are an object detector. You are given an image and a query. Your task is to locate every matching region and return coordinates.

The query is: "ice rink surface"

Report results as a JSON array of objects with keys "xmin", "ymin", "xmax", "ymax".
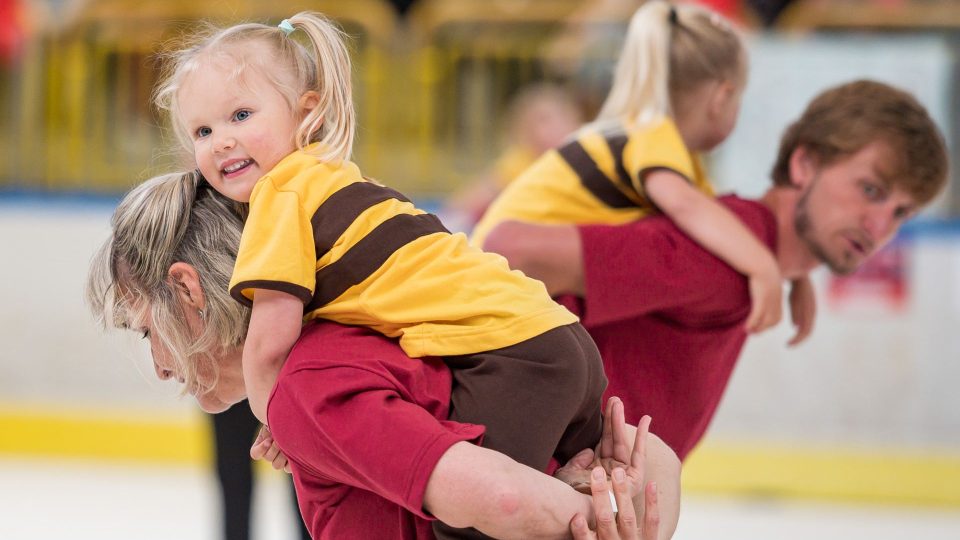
[{"xmin": 2, "ymin": 457, "xmax": 958, "ymax": 540}]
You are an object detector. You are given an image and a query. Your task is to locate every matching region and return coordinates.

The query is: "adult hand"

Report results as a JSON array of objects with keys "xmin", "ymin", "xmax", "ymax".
[
  {"xmin": 554, "ymin": 396, "xmax": 631, "ymax": 493},
  {"xmin": 556, "ymin": 397, "xmax": 655, "ymax": 525},
  {"xmin": 569, "ymin": 465, "xmax": 660, "ymax": 539},
  {"xmin": 599, "ymin": 399, "xmax": 652, "ymax": 523},
  {"xmin": 250, "ymin": 424, "xmax": 291, "ymax": 473}
]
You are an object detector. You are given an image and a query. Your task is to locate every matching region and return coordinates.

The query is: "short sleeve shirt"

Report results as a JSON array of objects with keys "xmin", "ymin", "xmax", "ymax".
[
  {"xmin": 267, "ymin": 321, "xmax": 486, "ymax": 539},
  {"xmin": 229, "ymin": 147, "xmax": 577, "ymax": 358},
  {"xmin": 471, "ymin": 117, "xmax": 713, "ymax": 247}
]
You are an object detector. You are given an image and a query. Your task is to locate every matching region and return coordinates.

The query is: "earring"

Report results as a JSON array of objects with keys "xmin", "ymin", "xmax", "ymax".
[{"xmin": 198, "ymin": 309, "xmax": 206, "ymax": 321}]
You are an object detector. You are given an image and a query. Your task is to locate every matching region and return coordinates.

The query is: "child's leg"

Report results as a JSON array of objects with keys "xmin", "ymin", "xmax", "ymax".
[{"xmin": 432, "ymin": 322, "xmax": 607, "ymax": 539}]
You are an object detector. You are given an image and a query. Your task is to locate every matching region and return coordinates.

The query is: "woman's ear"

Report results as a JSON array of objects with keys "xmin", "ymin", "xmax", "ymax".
[
  {"xmin": 788, "ymin": 145, "xmax": 816, "ymax": 189},
  {"xmin": 168, "ymin": 262, "xmax": 205, "ymax": 311}
]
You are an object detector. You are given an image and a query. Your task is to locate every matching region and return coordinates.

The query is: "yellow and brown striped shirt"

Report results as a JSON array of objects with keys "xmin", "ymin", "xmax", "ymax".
[
  {"xmin": 229, "ymin": 146, "xmax": 577, "ymax": 358},
  {"xmin": 471, "ymin": 117, "xmax": 714, "ymax": 247}
]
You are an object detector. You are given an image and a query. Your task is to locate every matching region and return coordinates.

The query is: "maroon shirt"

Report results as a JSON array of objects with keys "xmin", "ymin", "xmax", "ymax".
[
  {"xmin": 564, "ymin": 195, "xmax": 777, "ymax": 461},
  {"xmin": 267, "ymin": 321, "xmax": 484, "ymax": 540}
]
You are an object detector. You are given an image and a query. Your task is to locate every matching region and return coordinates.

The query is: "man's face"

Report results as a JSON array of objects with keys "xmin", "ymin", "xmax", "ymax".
[{"xmin": 793, "ymin": 140, "xmax": 921, "ymax": 275}]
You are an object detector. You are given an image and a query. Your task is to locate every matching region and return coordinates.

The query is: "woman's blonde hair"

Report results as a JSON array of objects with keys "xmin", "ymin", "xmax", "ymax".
[
  {"xmin": 153, "ymin": 11, "xmax": 355, "ymax": 165},
  {"xmin": 596, "ymin": 0, "xmax": 746, "ymax": 127},
  {"xmin": 86, "ymin": 171, "xmax": 250, "ymax": 393}
]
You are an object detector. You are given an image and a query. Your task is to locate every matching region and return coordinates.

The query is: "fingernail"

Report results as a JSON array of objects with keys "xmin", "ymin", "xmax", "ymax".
[
  {"xmin": 612, "ymin": 468, "xmax": 625, "ymax": 482},
  {"xmin": 592, "ymin": 467, "xmax": 605, "ymax": 481}
]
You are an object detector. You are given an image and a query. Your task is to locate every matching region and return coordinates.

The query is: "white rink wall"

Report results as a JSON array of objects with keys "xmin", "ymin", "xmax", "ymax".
[
  {"xmin": 2, "ymin": 199, "xmax": 959, "ymax": 451},
  {"xmin": 0, "ymin": 200, "xmax": 195, "ymax": 415}
]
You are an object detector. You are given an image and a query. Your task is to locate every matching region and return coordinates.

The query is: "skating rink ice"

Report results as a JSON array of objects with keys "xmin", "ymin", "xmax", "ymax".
[{"xmin": 1, "ymin": 456, "xmax": 959, "ymax": 539}]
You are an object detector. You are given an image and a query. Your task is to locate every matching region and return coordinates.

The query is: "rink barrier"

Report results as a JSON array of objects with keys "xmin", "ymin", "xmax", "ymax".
[{"xmin": 1, "ymin": 404, "xmax": 958, "ymax": 508}]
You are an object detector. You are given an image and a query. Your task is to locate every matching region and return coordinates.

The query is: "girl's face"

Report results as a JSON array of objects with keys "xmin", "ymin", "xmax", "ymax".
[
  {"xmin": 178, "ymin": 53, "xmax": 301, "ymax": 203},
  {"xmin": 136, "ymin": 306, "xmax": 247, "ymax": 414}
]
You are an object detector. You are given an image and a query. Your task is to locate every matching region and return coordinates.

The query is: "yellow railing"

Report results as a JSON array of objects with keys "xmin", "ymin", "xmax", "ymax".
[
  {"xmin": 3, "ymin": 0, "xmax": 954, "ymax": 198},
  {"xmin": 777, "ymin": 0, "xmax": 960, "ymax": 31},
  {"xmin": 0, "ymin": 0, "xmax": 397, "ymax": 194},
  {"xmin": 0, "ymin": 0, "xmax": 614, "ymax": 197}
]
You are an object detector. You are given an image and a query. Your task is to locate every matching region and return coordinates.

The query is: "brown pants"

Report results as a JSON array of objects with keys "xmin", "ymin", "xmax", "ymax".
[{"xmin": 433, "ymin": 323, "xmax": 607, "ymax": 540}]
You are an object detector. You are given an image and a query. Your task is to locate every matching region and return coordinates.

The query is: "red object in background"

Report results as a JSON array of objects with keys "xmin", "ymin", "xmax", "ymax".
[
  {"xmin": 827, "ymin": 239, "xmax": 910, "ymax": 312},
  {"xmin": 692, "ymin": 0, "xmax": 743, "ymax": 21},
  {"xmin": 0, "ymin": 0, "xmax": 24, "ymax": 66}
]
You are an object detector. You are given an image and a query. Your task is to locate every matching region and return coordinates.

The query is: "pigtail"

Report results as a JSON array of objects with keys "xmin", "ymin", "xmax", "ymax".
[
  {"xmin": 596, "ymin": 0, "xmax": 674, "ymax": 127},
  {"xmin": 286, "ymin": 12, "xmax": 356, "ymax": 163},
  {"xmin": 595, "ymin": 1, "xmax": 745, "ymax": 130}
]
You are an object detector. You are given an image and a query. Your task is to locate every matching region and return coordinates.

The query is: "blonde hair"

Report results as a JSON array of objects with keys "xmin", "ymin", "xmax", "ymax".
[
  {"xmin": 771, "ymin": 80, "xmax": 948, "ymax": 205},
  {"xmin": 86, "ymin": 171, "xmax": 250, "ymax": 393},
  {"xmin": 596, "ymin": 0, "xmax": 746, "ymax": 127},
  {"xmin": 153, "ymin": 11, "xmax": 355, "ymax": 164}
]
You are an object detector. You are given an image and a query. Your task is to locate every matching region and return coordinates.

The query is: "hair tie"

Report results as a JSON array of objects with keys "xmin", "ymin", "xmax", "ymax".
[
  {"xmin": 278, "ymin": 19, "xmax": 295, "ymax": 36},
  {"xmin": 668, "ymin": 6, "xmax": 679, "ymax": 25}
]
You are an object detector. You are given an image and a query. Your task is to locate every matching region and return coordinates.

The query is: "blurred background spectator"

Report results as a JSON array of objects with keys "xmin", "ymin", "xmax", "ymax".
[
  {"xmin": 440, "ymin": 82, "xmax": 583, "ymax": 231},
  {"xmin": 210, "ymin": 406, "xmax": 310, "ymax": 540}
]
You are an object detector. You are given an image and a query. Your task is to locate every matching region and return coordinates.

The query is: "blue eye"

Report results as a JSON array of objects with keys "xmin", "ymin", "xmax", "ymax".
[
  {"xmin": 893, "ymin": 206, "xmax": 912, "ymax": 220},
  {"xmin": 861, "ymin": 182, "xmax": 882, "ymax": 200},
  {"xmin": 196, "ymin": 126, "xmax": 212, "ymax": 138},
  {"xmin": 233, "ymin": 109, "xmax": 251, "ymax": 122}
]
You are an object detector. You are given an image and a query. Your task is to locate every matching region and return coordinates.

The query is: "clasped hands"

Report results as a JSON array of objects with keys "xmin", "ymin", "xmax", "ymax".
[
  {"xmin": 250, "ymin": 395, "xmax": 663, "ymax": 539},
  {"xmin": 555, "ymin": 397, "xmax": 661, "ymax": 540}
]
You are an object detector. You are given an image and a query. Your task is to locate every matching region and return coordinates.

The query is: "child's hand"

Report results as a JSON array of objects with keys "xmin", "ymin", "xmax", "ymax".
[
  {"xmin": 786, "ymin": 276, "xmax": 817, "ymax": 347},
  {"xmin": 745, "ymin": 266, "xmax": 783, "ymax": 334},
  {"xmin": 250, "ymin": 424, "xmax": 291, "ymax": 473}
]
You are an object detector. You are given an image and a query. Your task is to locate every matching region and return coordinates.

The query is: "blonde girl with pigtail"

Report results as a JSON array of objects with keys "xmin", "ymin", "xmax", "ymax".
[
  {"xmin": 474, "ymin": 0, "xmax": 817, "ymax": 345},
  {"xmin": 154, "ymin": 13, "xmax": 615, "ymax": 538}
]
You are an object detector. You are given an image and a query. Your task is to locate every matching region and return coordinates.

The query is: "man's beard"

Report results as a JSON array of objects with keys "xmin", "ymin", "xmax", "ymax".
[{"xmin": 794, "ymin": 186, "xmax": 858, "ymax": 276}]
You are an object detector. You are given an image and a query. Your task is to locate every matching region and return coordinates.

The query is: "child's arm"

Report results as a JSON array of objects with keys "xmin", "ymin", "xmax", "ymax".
[
  {"xmin": 645, "ymin": 170, "xmax": 783, "ymax": 333},
  {"xmin": 243, "ymin": 289, "xmax": 303, "ymax": 423},
  {"xmin": 787, "ymin": 275, "xmax": 816, "ymax": 346}
]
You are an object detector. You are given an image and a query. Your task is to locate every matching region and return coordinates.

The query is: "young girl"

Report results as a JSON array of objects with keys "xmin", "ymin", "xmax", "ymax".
[
  {"xmin": 472, "ymin": 0, "xmax": 816, "ymax": 343},
  {"xmin": 152, "ymin": 12, "xmax": 609, "ymax": 535}
]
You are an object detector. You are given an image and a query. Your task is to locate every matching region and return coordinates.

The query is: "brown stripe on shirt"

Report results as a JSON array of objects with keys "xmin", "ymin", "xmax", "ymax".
[
  {"xmin": 311, "ymin": 181, "xmax": 412, "ymax": 256},
  {"xmin": 306, "ymin": 213, "xmax": 450, "ymax": 311},
  {"xmin": 557, "ymin": 140, "xmax": 636, "ymax": 209},
  {"xmin": 229, "ymin": 280, "xmax": 314, "ymax": 308},
  {"xmin": 607, "ymin": 134, "xmax": 653, "ymax": 208},
  {"xmin": 607, "ymin": 135, "xmax": 635, "ymax": 195}
]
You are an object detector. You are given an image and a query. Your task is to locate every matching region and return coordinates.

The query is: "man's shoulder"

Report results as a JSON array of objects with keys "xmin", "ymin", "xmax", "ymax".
[
  {"xmin": 717, "ymin": 194, "xmax": 777, "ymax": 248},
  {"xmin": 716, "ymin": 193, "xmax": 766, "ymax": 214}
]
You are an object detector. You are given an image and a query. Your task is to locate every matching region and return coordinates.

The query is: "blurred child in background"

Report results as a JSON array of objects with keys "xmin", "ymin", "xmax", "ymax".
[
  {"xmin": 209, "ymin": 406, "xmax": 310, "ymax": 540},
  {"xmin": 441, "ymin": 83, "xmax": 583, "ymax": 230}
]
